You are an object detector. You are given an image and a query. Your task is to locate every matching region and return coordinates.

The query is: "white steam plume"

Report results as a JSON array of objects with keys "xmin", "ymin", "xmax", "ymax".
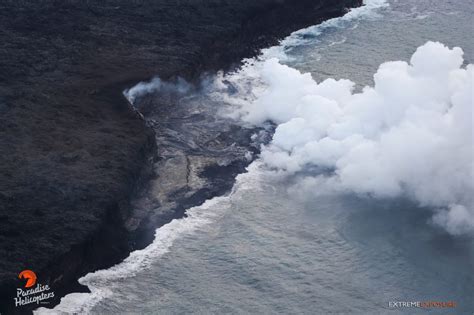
[
  {"xmin": 124, "ymin": 77, "xmax": 163, "ymax": 104},
  {"xmin": 225, "ymin": 41, "xmax": 473, "ymax": 235},
  {"xmin": 124, "ymin": 76, "xmax": 191, "ymax": 104}
]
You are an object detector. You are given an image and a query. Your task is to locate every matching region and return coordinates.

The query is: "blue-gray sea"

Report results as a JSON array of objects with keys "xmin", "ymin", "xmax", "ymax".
[{"xmin": 40, "ymin": 0, "xmax": 473, "ymax": 314}]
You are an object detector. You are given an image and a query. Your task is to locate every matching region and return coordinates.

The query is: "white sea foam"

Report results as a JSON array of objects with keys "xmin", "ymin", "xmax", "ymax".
[
  {"xmin": 34, "ymin": 198, "xmax": 226, "ymax": 314},
  {"xmin": 35, "ymin": 198, "xmax": 225, "ymax": 314},
  {"xmin": 35, "ymin": 165, "xmax": 264, "ymax": 314},
  {"xmin": 260, "ymin": 0, "xmax": 389, "ymax": 61}
]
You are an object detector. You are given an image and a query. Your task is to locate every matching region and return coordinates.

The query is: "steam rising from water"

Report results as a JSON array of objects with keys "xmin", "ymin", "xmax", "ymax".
[{"xmin": 222, "ymin": 41, "xmax": 473, "ymax": 235}]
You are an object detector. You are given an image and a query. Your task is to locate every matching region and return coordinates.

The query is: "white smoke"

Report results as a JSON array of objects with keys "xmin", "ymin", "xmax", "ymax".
[
  {"xmin": 124, "ymin": 77, "xmax": 163, "ymax": 104},
  {"xmin": 225, "ymin": 41, "xmax": 473, "ymax": 235},
  {"xmin": 124, "ymin": 76, "xmax": 191, "ymax": 104}
]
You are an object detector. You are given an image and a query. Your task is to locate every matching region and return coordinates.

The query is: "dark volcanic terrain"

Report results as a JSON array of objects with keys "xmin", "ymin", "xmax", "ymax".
[{"xmin": 0, "ymin": 0, "xmax": 360, "ymax": 312}]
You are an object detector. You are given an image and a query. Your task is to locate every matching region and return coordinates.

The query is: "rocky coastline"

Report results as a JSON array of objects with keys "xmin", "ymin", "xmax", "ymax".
[{"xmin": 0, "ymin": 0, "xmax": 360, "ymax": 313}]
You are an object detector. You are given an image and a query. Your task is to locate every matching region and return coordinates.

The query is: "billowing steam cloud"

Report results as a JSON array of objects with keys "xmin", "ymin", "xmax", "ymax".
[{"xmin": 226, "ymin": 42, "xmax": 473, "ymax": 235}]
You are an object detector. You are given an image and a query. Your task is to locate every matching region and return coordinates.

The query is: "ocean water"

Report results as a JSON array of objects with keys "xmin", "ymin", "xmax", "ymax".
[{"xmin": 38, "ymin": 0, "xmax": 473, "ymax": 314}]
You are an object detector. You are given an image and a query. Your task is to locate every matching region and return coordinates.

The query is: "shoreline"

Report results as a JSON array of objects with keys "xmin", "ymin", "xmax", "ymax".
[{"xmin": 0, "ymin": 1, "xmax": 361, "ymax": 313}]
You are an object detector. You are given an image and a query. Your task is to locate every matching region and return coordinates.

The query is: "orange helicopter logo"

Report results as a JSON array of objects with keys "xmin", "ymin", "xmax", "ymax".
[{"xmin": 18, "ymin": 270, "xmax": 37, "ymax": 288}]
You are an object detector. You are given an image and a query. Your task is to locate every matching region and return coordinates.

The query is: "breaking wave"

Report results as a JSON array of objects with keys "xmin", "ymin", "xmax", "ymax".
[
  {"xmin": 36, "ymin": 195, "xmax": 231, "ymax": 313},
  {"xmin": 35, "ymin": 167, "xmax": 264, "ymax": 314},
  {"xmin": 260, "ymin": 0, "xmax": 389, "ymax": 61}
]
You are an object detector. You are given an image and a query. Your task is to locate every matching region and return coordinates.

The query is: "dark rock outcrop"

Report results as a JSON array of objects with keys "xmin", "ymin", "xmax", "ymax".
[{"xmin": 0, "ymin": 0, "xmax": 360, "ymax": 313}]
